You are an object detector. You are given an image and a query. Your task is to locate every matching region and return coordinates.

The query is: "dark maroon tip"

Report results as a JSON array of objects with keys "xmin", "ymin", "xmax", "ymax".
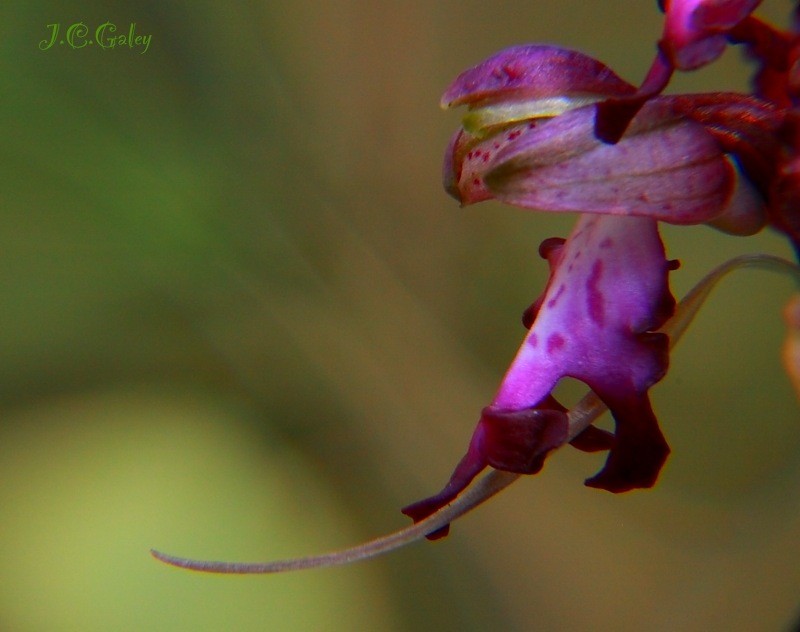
[{"xmin": 583, "ymin": 393, "xmax": 670, "ymax": 492}]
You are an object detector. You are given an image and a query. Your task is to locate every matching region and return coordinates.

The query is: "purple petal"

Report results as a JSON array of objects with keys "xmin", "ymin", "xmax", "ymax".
[
  {"xmin": 441, "ymin": 45, "xmax": 635, "ymax": 109},
  {"xmin": 672, "ymin": 92, "xmax": 788, "ymax": 241},
  {"xmin": 484, "ymin": 100, "xmax": 735, "ymax": 224},
  {"xmin": 493, "ymin": 214, "xmax": 674, "ymax": 409},
  {"xmin": 442, "ymin": 127, "xmax": 501, "ymax": 205}
]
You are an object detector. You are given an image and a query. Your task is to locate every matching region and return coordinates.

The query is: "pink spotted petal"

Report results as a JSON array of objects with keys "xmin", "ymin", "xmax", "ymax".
[
  {"xmin": 493, "ymin": 214, "xmax": 674, "ymax": 491},
  {"xmin": 598, "ymin": 92, "xmax": 779, "ymax": 228},
  {"xmin": 484, "ymin": 101, "xmax": 735, "ymax": 224},
  {"xmin": 443, "ymin": 127, "xmax": 505, "ymax": 205},
  {"xmin": 494, "ymin": 215, "xmax": 674, "ymax": 408}
]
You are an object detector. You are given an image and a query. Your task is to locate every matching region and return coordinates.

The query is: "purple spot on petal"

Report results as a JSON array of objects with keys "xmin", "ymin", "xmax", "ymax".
[
  {"xmin": 546, "ymin": 333, "xmax": 565, "ymax": 354},
  {"xmin": 599, "ymin": 237, "xmax": 614, "ymax": 249},
  {"xmin": 502, "ymin": 64, "xmax": 520, "ymax": 81},
  {"xmin": 586, "ymin": 260, "xmax": 605, "ymax": 327},
  {"xmin": 529, "ymin": 333, "xmax": 538, "ymax": 348},
  {"xmin": 546, "ymin": 283, "xmax": 566, "ymax": 309}
]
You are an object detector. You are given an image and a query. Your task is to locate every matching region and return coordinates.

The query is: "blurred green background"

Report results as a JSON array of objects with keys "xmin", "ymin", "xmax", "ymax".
[{"xmin": 1, "ymin": 1, "xmax": 799, "ymax": 630}]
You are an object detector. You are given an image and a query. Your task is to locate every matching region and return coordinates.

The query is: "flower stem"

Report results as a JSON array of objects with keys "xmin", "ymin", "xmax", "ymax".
[{"xmin": 151, "ymin": 469, "xmax": 520, "ymax": 574}]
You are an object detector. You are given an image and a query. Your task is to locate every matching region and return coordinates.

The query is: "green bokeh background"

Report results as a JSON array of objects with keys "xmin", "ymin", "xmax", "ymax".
[{"xmin": 1, "ymin": 2, "xmax": 799, "ymax": 630}]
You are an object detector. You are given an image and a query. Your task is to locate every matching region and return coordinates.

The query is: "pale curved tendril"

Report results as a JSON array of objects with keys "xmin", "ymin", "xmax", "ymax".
[
  {"xmin": 660, "ymin": 254, "xmax": 800, "ymax": 343},
  {"xmin": 150, "ymin": 469, "xmax": 521, "ymax": 574},
  {"xmin": 151, "ymin": 254, "xmax": 800, "ymax": 574}
]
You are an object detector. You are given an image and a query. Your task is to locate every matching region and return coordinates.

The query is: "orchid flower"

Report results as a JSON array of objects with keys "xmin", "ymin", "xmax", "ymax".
[
  {"xmin": 152, "ymin": 3, "xmax": 800, "ymax": 574},
  {"xmin": 404, "ymin": 44, "xmax": 795, "ymax": 534}
]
